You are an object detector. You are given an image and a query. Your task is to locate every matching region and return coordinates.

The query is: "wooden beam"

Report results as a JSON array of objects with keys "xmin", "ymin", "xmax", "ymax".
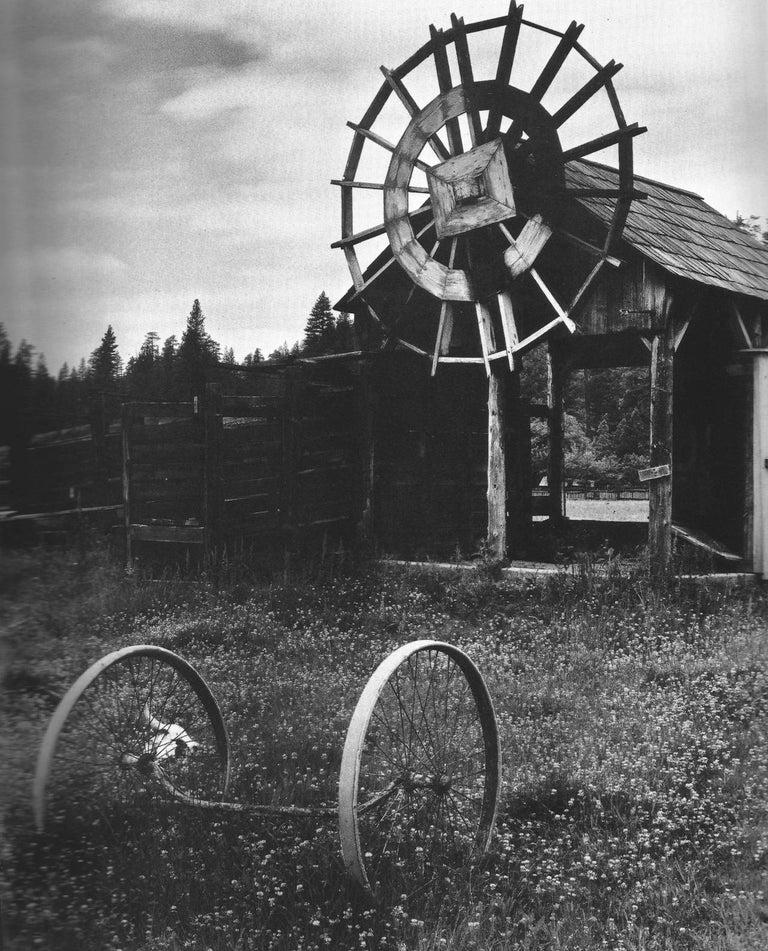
[
  {"xmin": 431, "ymin": 237, "xmax": 458, "ymax": 375},
  {"xmin": 429, "ymin": 25, "xmax": 463, "ymax": 155},
  {"xmin": 530, "ymin": 269, "xmax": 576, "ymax": 330},
  {"xmin": 487, "ymin": 362, "xmax": 507, "ymax": 558},
  {"xmin": 450, "ymin": 14, "xmax": 483, "ymax": 146},
  {"xmin": 730, "ymin": 299, "xmax": 755, "ymax": 349},
  {"xmin": 551, "ymin": 60, "xmax": 623, "ymax": 128},
  {"xmin": 331, "ymin": 179, "xmax": 430, "ymax": 194},
  {"xmin": 331, "ymin": 204, "xmax": 432, "ymax": 249},
  {"xmin": 547, "ymin": 348, "xmax": 565, "ymax": 523},
  {"xmin": 503, "ymin": 214, "xmax": 552, "ymax": 278},
  {"xmin": 350, "ymin": 216, "xmax": 435, "ymax": 301},
  {"xmin": 498, "ymin": 290, "xmax": 518, "ymax": 370},
  {"xmin": 476, "ymin": 301, "xmax": 496, "ymax": 377},
  {"xmin": 530, "ymin": 20, "xmax": 584, "ymax": 101},
  {"xmin": 379, "ymin": 67, "xmax": 451, "ymax": 162},
  {"xmin": 553, "ymin": 226, "xmax": 622, "ymax": 267},
  {"xmin": 346, "ymin": 122, "xmax": 433, "ymax": 173},
  {"xmin": 648, "ymin": 300, "xmax": 675, "ymax": 584},
  {"xmin": 752, "ymin": 353, "xmax": 768, "ymax": 576},
  {"xmin": 562, "ymin": 122, "xmax": 646, "ymax": 162},
  {"xmin": 486, "ymin": 1, "xmax": 524, "ymax": 139}
]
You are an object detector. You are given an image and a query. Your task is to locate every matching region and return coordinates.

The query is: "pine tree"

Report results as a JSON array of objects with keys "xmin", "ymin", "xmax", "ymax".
[
  {"xmin": 176, "ymin": 299, "xmax": 220, "ymax": 397},
  {"xmin": 303, "ymin": 292, "xmax": 335, "ymax": 355},
  {"xmin": 89, "ymin": 325, "xmax": 121, "ymax": 385}
]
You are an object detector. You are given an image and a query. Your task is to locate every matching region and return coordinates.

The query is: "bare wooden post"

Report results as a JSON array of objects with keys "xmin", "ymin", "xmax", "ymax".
[
  {"xmin": 121, "ymin": 403, "xmax": 133, "ymax": 571},
  {"xmin": 204, "ymin": 383, "xmax": 224, "ymax": 561},
  {"xmin": 752, "ymin": 351, "xmax": 768, "ymax": 578},
  {"xmin": 487, "ymin": 361, "xmax": 507, "ymax": 559},
  {"xmin": 648, "ymin": 304, "xmax": 675, "ymax": 584},
  {"xmin": 547, "ymin": 347, "xmax": 565, "ymax": 523}
]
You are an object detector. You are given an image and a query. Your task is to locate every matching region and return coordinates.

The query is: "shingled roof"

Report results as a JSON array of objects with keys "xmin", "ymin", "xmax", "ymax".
[{"xmin": 568, "ymin": 159, "xmax": 768, "ymax": 301}]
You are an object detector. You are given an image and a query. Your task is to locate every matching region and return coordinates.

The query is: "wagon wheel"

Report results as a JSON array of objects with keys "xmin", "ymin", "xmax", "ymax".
[
  {"xmin": 33, "ymin": 645, "xmax": 231, "ymax": 834},
  {"xmin": 338, "ymin": 640, "xmax": 500, "ymax": 897},
  {"xmin": 334, "ymin": 3, "xmax": 645, "ymax": 371}
]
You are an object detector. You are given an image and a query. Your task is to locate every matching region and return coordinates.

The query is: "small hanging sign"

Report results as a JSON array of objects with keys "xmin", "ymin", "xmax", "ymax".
[{"xmin": 638, "ymin": 464, "xmax": 671, "ymax": 482}]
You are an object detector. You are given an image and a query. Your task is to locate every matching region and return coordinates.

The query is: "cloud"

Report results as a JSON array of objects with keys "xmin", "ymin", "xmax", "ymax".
[{"xmin": 4, "ymin": 246, "xmax": 127, "ymax": 282}]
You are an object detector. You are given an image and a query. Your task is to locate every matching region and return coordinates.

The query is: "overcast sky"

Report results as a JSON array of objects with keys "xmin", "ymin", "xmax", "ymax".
[{"xmin": 1, "ymin": 0, "xmax": 766, "ymax": 373}]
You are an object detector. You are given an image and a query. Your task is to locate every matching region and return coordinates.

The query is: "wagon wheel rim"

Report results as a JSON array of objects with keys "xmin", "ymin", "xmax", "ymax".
[
  {"xmin": 33, "ymin": 644, "xmax": 231, "ymax": 834},
  {"xmin": 334, "ymin": 4, "xmax": 645, "ymax": 368},
  {"xmin": 338, "ymin": 639, "xmax": 500, "ymax": 898}
]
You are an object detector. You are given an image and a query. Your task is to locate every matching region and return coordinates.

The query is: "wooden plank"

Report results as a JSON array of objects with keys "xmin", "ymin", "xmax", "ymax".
[
  {"xmin": 130, "ymin": 524, "xmax": 205, "ymax": 544},
  {"xmin": 530, "ymin": 20, "xmax": 584, "ymax": 101},
  {"xmin": 345, "ymin": 122, "xmax": 432, "ymax": 173},
  {"xmin": 128, "ymin": 401, "xmax": 195, "ymax": 419},
  {"xmin": 503, "ymin": 215, "xmax": 552, "ymax": 278},
  {"xmin": 429, "ymin": 25, "xmax": 463, "ymax": 155},
  {"xmin": 485, "ymin": 1, "xmax": 524, "ymax": 139},
  {"xmin": 128, "ymin": 423, "xmax": 201, "ymax": 445},
  {"xmin": 497, "ymin": 291, "xmax": 518, "ymax": 370},
  {"xmin": 431, "ymin": 238, "xmax": 458, "ymax": 376},
  {"xmin": 379, "ymin": 66, "xmax": 450, "ymax": 162},
  {"xmin": 551, "ymin": 60, "xmax": 623, "ymax": 128},
  {"xmin": 561, "ymin": 122, "xmax": 646, "ymax": 162},
  {"xmin": 331, "ymin": 179, "xmax": 431, "ymax": 193},
  {"xmin": 221, "ymin": 395, "xmax": 282, "ymax": 417},
  {"xmin": 331, "ymin": 203, "xmax": 432, "ymax": 249},
  {"xmin": 638, "ymin": 464, "xmax": 671, "ymax": 482},
  {"xmin": 475, "ymin": 301, "xmax": 496, "ymax": 377},
  {"xmin": 486, "ymin": 363, "xmax": 507, "ymax": 557},
  {"xmin": 450, "ymin": 14, "xmax": 483, "ymax": 146},
  {"xmin": 671, "ymin": 523, "xmax": 741, "ymax": 562}
]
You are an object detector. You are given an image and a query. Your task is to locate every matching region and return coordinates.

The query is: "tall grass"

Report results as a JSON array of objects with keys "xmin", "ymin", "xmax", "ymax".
[{"xmin": 1, "ymin": 545, "xmax": 767, "ymax": 949}]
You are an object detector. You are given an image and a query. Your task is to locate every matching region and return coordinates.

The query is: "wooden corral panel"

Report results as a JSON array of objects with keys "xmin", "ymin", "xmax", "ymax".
[
  {"xmin": 123, "ymin": 372, "xmax": 358, "ymax": 565},
  {"xmin": 19, "ymin": 421, "xmax": 122, "ymax": 513}
]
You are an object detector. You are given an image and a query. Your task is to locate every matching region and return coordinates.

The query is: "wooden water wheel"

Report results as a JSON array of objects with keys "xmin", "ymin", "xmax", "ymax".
[{"xmin": 333, "ymin": 2, "xmax": 646, "ymax": 374}]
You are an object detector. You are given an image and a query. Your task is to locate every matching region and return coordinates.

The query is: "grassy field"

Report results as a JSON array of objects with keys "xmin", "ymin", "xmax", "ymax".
[{"xmin": 2, "ymin": 543, "xmax": 768, "ymax": 950}]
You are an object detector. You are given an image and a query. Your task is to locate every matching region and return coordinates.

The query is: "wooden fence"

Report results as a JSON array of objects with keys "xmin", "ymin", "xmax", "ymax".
[
  {"xmin": 15, "ymin": 420, "xmax": 122, "ymax": 513},
  {"xmin": 122, "ymin": 376, "xmax": 357, "ymax": 564}
]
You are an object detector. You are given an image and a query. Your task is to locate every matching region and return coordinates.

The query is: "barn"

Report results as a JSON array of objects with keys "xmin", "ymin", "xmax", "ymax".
[
  {"xmin": 334, "ymin": 161, "xmax": 768, "ymax": 578},
  {"xmin": 326, "ymin": 5, "xmax": 768, "ymax": 581}
]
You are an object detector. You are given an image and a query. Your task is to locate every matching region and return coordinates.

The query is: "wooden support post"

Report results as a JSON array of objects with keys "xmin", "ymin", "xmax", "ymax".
[
  {"xmin": 487, "ymin": 361, "xmax": 507, "ymax": 559},
  {"xmin": 203, "ymin": 383, "xmax": 224, "ymax": 561},
  {"xmin": 121, "ymin": 403, "xmax": 132, "ymax": 571},
  {"xmin": 648, "ymin": 309, "xmax": 675, "ymax": 584},
  {"xmin": 547, "ymin": 348, "xmax": 565, "ymax": 523},
  {"xmin": 505, "ymin": 368, "xmax": 532, "ymax": 557},
  {"xmin": 752, "ymin": 352, "xmax": 768, "ymax": 578}
]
